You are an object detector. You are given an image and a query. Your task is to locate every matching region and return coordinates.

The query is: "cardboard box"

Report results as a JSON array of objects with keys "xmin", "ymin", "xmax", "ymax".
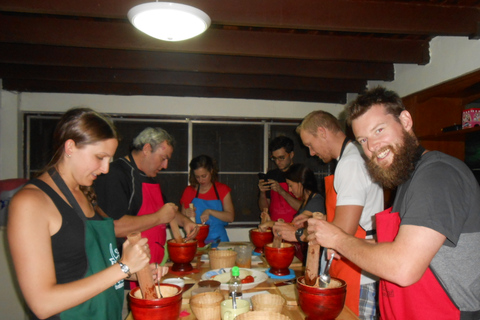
[{"xmin": 462, "ymin": 108, "xmax": 480, "ymax": 129}]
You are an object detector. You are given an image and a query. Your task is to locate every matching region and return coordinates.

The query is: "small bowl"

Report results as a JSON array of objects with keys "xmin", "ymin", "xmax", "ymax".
[
  {"xmin": 162, "ymin": 278, "xmax": 185, "ymax": 289},
  {"xmin": 251, "ymin": 293, "xmax": 285, "ymax": 313},
  {"xmin": 235, "ymin": 311, "xmax": 290, "ymax": 320},
  {"xmin": 190, "ymin": 292, "xmax": 223, "ymax": 320},
  {"xmin": 209, "ymin": 249, "xmax": 237, "ymax": 269},
  {"xmin": 198, "ymin": 280, "xmax": 221, "ymax": 289}
]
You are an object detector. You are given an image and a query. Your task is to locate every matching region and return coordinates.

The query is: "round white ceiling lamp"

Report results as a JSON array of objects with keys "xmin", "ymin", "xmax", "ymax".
[{"xmin": 128, "ymin": 2, "xmax": 211, "ymax": 42}]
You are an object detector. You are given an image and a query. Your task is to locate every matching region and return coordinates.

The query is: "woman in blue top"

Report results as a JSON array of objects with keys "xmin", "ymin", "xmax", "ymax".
[{"xmin": 180, "ymin": 155, "xmax": 235, "ymax": 246}]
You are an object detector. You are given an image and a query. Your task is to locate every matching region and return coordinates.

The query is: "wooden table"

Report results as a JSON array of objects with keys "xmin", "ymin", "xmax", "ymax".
[{"xmin": 127, "ymin": 251, "xmax": 359, "ymax": 320}]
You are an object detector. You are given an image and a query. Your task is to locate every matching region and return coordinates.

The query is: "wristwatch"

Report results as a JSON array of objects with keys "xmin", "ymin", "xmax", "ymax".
[
  {"xmin": 295, "ymin": 228, "xmax": 305, "ymax": 243},
  {"xmin": 118, "ymin": 261, "xmax": 132, "ymax": 278}
]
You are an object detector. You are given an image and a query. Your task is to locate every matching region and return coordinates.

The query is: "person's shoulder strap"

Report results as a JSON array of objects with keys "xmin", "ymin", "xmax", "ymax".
[
  {"xmin": 48, "ymin": 168, "xmax": 86, "ymax": 222},
  {"xmin": 213, "ymin": 182, "xmax": 220, "ymax": 200},
  {"xmin": 29, "ymin": 179, "xmax": 64, "ymax": 204}
]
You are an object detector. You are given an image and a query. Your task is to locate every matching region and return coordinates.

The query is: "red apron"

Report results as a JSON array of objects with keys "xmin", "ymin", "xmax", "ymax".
[
  {"xmin": 325, "ymin": 174, "xmax": 365, "ymax": 317},
  {"xmin": 130, "ymin": 182, "xmax": 167, "ymax": 290},
  {"xmin": 376, "ymin": 208, "xmax": 460, "ymax": 320},
  {"xmin": 270, "ymin": 182, "xmax": 297, "ymax": 223}
]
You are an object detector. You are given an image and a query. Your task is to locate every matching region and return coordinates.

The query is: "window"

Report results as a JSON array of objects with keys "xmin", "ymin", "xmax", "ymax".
[{"xmin": 25, "ymin": 114, "xmax": 332, "ymax": 225}]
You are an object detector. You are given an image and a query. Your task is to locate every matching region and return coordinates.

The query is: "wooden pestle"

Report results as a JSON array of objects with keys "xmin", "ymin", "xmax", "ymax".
[
  {"xmin": 127, "ymin": 232, "xmax": 158, "ymax": 299},
  {"xmin": 272, "ymin": 218, "xmax": 285, "ymax": 248},
  {"xmin": 169, "ymin": 217, "xmax": 185, "ymax": 243},
  {"xmin": 260, "ymin": 208, "xmax": 271, "ymax": 224},
  {"xmin": 304, "ymin": 212, "xmax": 325, "ymax": 286},
  {"xmin": 189, "ymin": 203, "xmax": 196, "ymax": 223}
]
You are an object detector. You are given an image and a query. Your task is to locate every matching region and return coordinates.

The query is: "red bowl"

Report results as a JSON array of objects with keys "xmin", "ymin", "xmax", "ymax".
[
  {"xmin": 297, "ymin": 276, "xmax": 347, "ymax": 320},
  {"xmin": 195, "ymin": 224, "xmax": 210, "ymax": 248},
  {"xmin": 167, "ymin": 239, "xmax": 198, "ymax": 272},
  {"xmin": 264, "ymin": 242, "xmax": 295, "ymax": 276},
  {"xmin": 129, "ymin": 284, "xmax": 182, "ymax": 320},
  {"xmin": 249, "ymin": 228, "xmax": 273, "ymax": 254}
]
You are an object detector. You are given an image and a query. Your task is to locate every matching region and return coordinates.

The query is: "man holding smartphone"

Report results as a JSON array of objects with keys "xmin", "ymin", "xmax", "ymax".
[{"xmin": 258, "ymin": 136, "xmax": 302, "ymax": 222}]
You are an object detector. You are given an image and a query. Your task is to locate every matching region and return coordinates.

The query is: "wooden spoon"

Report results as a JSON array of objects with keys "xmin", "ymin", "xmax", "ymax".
[
  {"xmin": 304, "ymin": 212, "xmax": 324, "ymax": 286},
  {"xmin": 127, "ymin": 232, "xmax": 158, "ymax": 299}
]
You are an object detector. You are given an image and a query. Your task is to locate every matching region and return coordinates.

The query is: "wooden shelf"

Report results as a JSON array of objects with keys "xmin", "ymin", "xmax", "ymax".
[{"xmin": 419, "ymin": 126, "xmax": 480, "ymax": 141}]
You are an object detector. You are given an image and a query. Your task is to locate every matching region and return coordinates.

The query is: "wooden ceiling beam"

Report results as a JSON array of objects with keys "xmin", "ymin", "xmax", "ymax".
[
  {"xmin": 1, "ymin": 79, "xmax": 348, "ymax": 103},
  {"xmin": 0, "ymin": 43, "xmax": 394, "ymax": 81},
  {"xmin": 0, "ymin": 63, "xmax": 367, "ymax": 93},
  {"xmin": 2, "ymin": 0, "xmax": 479, "ymax": 37},
  {"xmin": 0, "ymin": 13, "xmax": 430, "ymax": 64}
]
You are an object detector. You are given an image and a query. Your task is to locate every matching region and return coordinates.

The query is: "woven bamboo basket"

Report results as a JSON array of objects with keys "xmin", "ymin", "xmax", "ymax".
[
  {"xmin": 209, "ymin": 250, "xmax": 237, "ymax": 269},
  {"xmin": 251, "ymin": 293, "xmax": 285, "ymax": 313},
  {"xmin": 190, "ymin": 292, "xmax": 223, "ymax": 320},
  {"xmin": 235, "ymin": 311, "xmax": 290, "ymax": 320}
]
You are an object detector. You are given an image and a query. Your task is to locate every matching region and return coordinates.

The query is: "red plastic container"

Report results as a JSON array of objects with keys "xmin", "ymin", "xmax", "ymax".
[
  {"xmin": 195, "ymin": 224, "xmax": 210, "ymax": 248},
  {"xmin": 297, "ymin": 276, "xmax": 347, "ymax": 320},
  {"xmin": 264, "ymin": 242, "xmax": 295, "ymax": 276},
  {"xmin": 167, "ymin": 239, "xmax": 198, "ymax": 272},
  {"xmin": 249, "ymin": 228, "xmax": 273, "ymax": 254},
  {"xmin": 129, "ymin": 284, "xmax": 182, "ymax": 320}
]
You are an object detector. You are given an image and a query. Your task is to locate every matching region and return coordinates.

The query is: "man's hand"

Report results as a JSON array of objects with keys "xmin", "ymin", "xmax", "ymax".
[
  {"xmin": 268, "ymin": 180, "xmax": 282, "ymax": 193},
  {"xmin": 272, "ymin": 221, "xmax": 297, "ymax": 242},
  {"xmin": 178, "ymin": 214, "xmax": 199, "ymax": 241},
  {"xmin": 258, "ymin": 221, "xmax": 274, "ymax": 232},
  {"xmin": 292, "ymin": 213, "xmax": 309, "ymax": 228},
  {"xmin": 258, "ymin": 180, "xmax": 272, "ymax": 193},
  {"xmin": 306, "ymin": 218, "xmax": 346, "ymax": 249}
]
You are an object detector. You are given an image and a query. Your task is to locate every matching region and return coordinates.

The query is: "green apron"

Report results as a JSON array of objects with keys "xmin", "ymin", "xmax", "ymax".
[{"xmin": 49, "ymin": 169, "xmax": 124, "ymax": 320}]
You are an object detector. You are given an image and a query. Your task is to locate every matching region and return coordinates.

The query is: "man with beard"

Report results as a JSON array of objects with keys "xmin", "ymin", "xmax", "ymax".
[
  {"xmin": 258, "ymin": 136, "xmax": 302, "ymax": 222},
  {"xmin": 307, "ymin": 87, "xmax": 480, "ymax": 319},
  {"xmin": 295, "ymin": 111, "xmax": 384, "ymax": 319}
]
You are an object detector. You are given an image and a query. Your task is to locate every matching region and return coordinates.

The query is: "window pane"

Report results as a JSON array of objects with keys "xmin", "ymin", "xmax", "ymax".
[
  {"xmin": 28, "ymin": 117, "xmax": 59, "ymax": 176},
  {"xmin": 220, "ymin": 173, "xmax": 260, "ymax": 223},
  {"xmin": 192, "ymin": 123, "xmax": 264, "ymax": 172}
]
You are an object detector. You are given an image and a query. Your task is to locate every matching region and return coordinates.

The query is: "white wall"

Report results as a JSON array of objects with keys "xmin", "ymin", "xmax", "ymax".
[
  {"xmin": 368, "ymin": 36, "xmax": 480, "ymax": 95},
  {"xmin": 1, "ymin": 35, "xmax": 480, "ymax": 319}
]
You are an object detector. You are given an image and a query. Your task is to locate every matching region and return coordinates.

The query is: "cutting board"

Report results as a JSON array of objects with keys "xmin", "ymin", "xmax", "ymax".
[{"xmin": 275, "ymin": 284, "xmax": 299, "ymax": 306}]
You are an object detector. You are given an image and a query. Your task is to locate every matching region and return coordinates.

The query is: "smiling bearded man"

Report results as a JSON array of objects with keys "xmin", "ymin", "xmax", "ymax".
[{"xmin": 366, "ymin": 127, "xmax": 421, "ymax": 189}]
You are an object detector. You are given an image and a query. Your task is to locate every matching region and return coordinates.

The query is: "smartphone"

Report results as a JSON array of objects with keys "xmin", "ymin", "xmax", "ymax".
[{"xmin": 257, "ymin": 173, "xmax": 268, "ymax": 182}]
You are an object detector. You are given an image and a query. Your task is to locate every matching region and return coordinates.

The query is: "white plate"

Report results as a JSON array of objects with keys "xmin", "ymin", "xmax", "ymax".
[
  {"xmin": 201, "ymin": 268, "xmax": 268, "ymax": 290},
  {"xmin": 201, "ymin": 254, "xmax": 263, "ymax": 263}
]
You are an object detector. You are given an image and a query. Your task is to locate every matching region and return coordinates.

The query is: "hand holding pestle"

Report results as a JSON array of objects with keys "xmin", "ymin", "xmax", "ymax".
[
  {"xmin": 127, "ymin": 232, "xmax": 158, "ymax": 299},
  {"xmin": 304, "ymin": 212, "xmax": 325, "ymax": 286},
  {"xmin": 272, "ymin": 218, "xmax": 285, "ymax": 248},
  {"xmin": 169, "ymin": 217, "xmax": 185, "ymax": 243}
]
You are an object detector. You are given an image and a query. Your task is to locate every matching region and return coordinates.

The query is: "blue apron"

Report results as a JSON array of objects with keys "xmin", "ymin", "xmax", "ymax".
[{"xmin": 192, "ymin": 183, "xmax": 229, "ymax": 247}]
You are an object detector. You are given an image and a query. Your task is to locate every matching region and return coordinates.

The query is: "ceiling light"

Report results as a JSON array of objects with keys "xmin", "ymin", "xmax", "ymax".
[{"xmin": 128, "ymin": 2, "xmax": 211, "ymax": 42}]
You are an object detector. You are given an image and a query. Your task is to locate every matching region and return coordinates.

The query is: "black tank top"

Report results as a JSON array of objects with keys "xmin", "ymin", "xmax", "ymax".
[{"xmin": 29, "ymin": 179, "xmax": 88, "ymax": 284}]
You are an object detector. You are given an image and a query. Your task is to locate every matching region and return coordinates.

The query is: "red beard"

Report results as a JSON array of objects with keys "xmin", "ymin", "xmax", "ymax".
[{"xmin": 366, "ymin": 130, "xmax": 420, "ymax": 189}]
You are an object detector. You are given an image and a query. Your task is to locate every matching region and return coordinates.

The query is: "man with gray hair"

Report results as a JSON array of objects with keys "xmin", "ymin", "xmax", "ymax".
[{"xmin": 94, "ymin": 127, "xmax": 198, "ymax": 267}]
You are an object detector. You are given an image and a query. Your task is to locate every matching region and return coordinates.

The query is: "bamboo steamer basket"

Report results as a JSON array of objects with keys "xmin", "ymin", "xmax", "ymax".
[
  {"xmin": 235, "ymin": 311, "xmax": 290, "ymax": 320},
  {"xmin": 190, "ymin": 292, "xmax": 223, "ymax": 320},
  {"xmin": 251, "ymin": 293, "xmax": 285, "ymax": 313},
  {"xmin": 209, "ymin": 250, "xmax": 237, "ymax": 269}
]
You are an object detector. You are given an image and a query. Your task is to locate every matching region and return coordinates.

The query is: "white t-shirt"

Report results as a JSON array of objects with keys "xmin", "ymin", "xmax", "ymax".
[{"xmin": 334, "ymin": 142, "xmax": 384, "ymax": 284}]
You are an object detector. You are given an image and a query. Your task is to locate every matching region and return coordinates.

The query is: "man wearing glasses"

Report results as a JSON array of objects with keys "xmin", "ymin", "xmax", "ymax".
[{"xmin": 258, "ymin": 136, "xmax": 302, "ymax": 222}]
